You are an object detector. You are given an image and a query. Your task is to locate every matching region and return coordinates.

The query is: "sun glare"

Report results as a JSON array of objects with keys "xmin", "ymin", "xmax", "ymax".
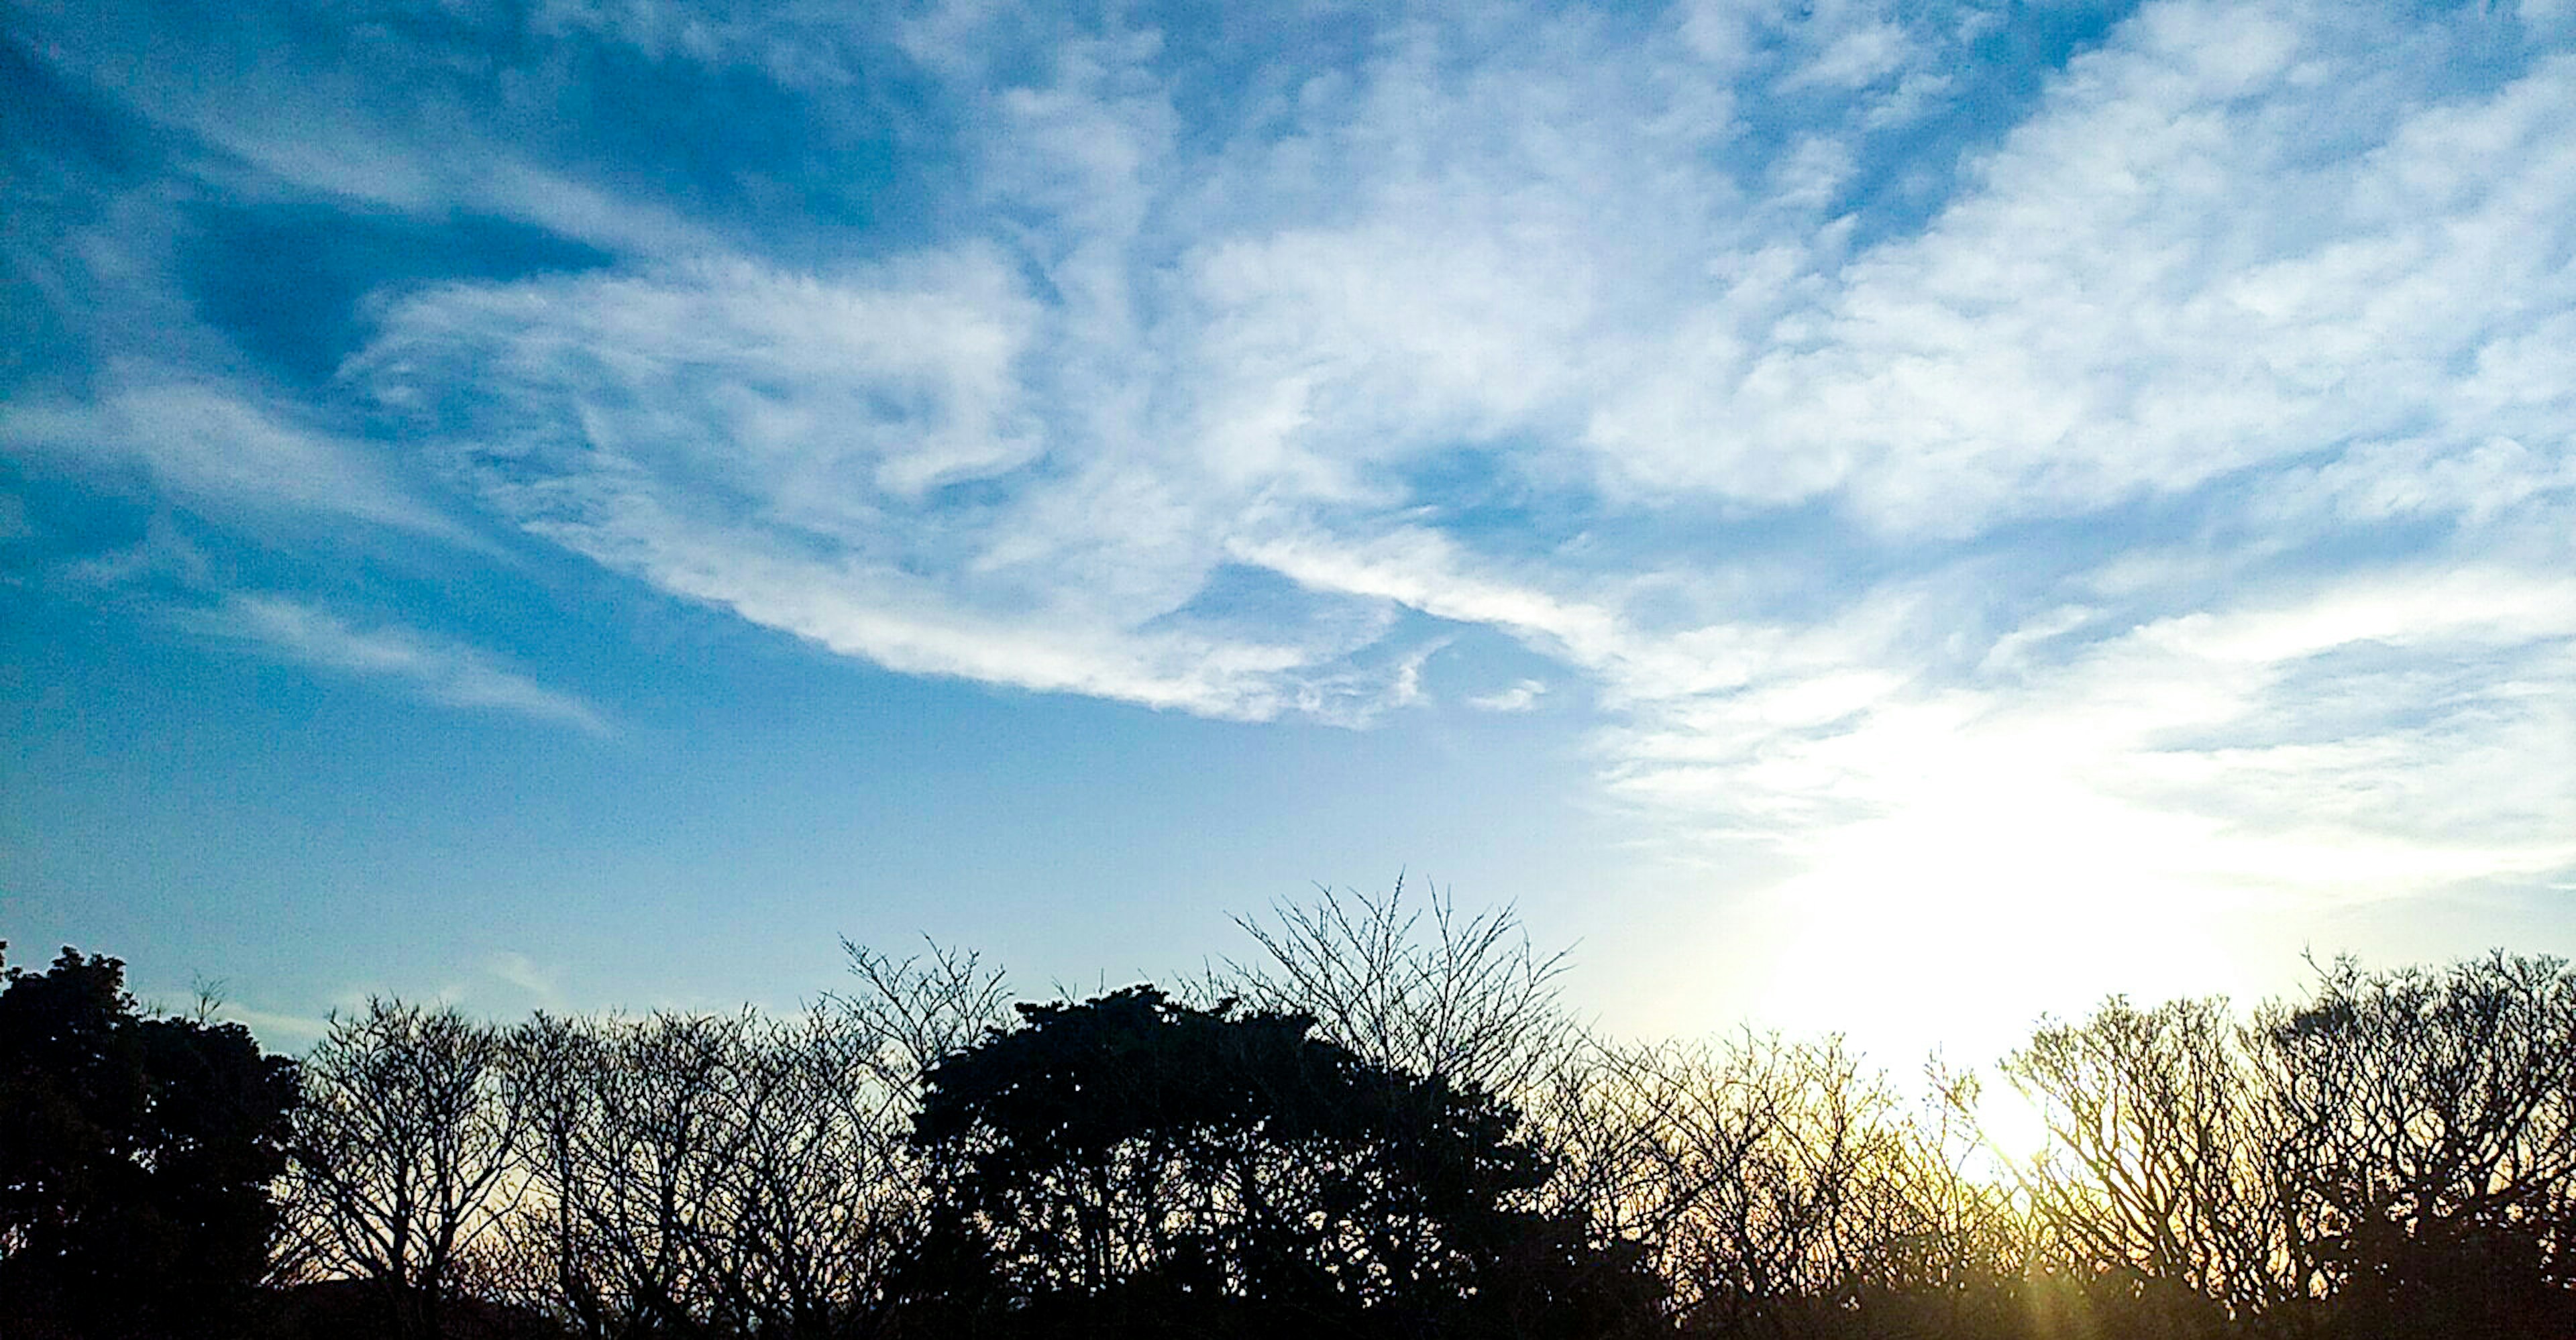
[{"xmin": 1972, "ymin": 1079, "xmax": 2057, "ymax": 1174}]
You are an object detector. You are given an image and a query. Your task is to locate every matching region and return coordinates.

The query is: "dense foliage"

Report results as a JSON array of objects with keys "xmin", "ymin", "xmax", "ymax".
[
  {"xmin": 902, "ymin": 986, "xmax": 1657, "ymax": 1338},
  {"xmin": 0, "ymin": 944, "xmax": 301, "ymax": 1340},
  {"xmin": 5, "ymin": 895, "xmax": 2575, "ymax": 1339}
]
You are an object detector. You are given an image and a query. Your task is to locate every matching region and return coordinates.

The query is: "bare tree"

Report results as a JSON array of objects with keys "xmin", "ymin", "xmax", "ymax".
[
  {"xmin": 260, "ymin": 929, "xmax": 2576, "ymax": 1339},
  {"xmin": 831, "ymin": 938, "xmax": 1012, "ymax": 1085},
  {"xmin": 1532, "ymin": 1029, "xmax": 1999, "ymax": 1333},
  {"xmin": 501, "ymin": 1011, "xmax": 619, "ymax": 1337},
  {"xmin": 1679, "ymin": 1035, "xmax": 1926, "ymax": 1327},
  {"xmin": 1214, "ymin": 877, "xmax": 1580, "ymax": 1101},
  {"xmin": 1542, "ymin": 1034, "xmax": 1779, "ymax": 1325},
  {"xmin": 696, "ymin": 1010, "xmax": 928, "ymax": 1339},
  {"xmin": 575, "ymin": 1011, "xmax": 755, "ymax": 1334},
  {"xmin": 282, "ymin": 999, "xmax": 532, "ymax": 1339},
  {"xmin": 2252, "ymin": 952, "xmax": 2576, "ymax": 1323},
  {"xmin": 467, "ymin": 947, "xmax": 1006, "ymax": 1338},
  {"xmin": 2004, "ymin": 995, "xmax": 2289, "ymax": 1318}
]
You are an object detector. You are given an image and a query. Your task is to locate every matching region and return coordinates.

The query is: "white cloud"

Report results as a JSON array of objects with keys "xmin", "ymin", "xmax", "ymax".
[
  {"xmin": 1782, "ymin": 19, "xmax": 1913, "ymax": 91},
  {"xmin": 355, "ymin": 249, "xmax": 1429, "ymax": 720},
  {"xmin": 1564, "ymin": 557, "xmax": 2576, "ymax": 1056},
  {"xmin": 486, "ymin": 951, "xmax": 563, "ymax": 1005},
  {"xmin": 366, "ymin": 247, "xmax": 1046, "ymax": 512},
  {"xmin": 1586, "ymin": 9, "xmax": 2576, "ymax": 534},
  {"xmin": 180, "ymin": 594, "xmax": 612, "ymax": 735},
  {"xmin": 24, "ymin": 0, "xmax": 724, "ymax": 261},
  {"xmin": 2283, "ymin": 435, "xmax": 2573, "ymax": 526},
  {"xmin": 1468, "ymin": 679, "xmax": 1549, "ymax": 713},
  {"xmin": 212, "ymin": 1003, "xmax": 334, "ymax": 1048},
  {"xmin": 1606, "ymin": 563, "xmax": 2576, "ymax": 848},
  {"xmin": 8, "ymin": 0, "xmax": 2570, "ymax": 1066},
  {"xmin": 266, "ymin": 0, "xmax": 2573, "ymax": 1007},
  {"xmin": 0, "ymin": 382, "xmax": 462, "ymax": 538},
  {"xmin": 1609, "ymin": 563, "xmax": 2576, "ymax": 1039},
  {"xmin": 1231, "ymin": 528, "xmax": 1628, "ymax": 669}
]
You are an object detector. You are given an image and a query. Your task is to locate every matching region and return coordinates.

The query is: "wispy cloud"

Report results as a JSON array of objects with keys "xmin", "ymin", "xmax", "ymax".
[
  {"xmin": 302, "ymin": 0, "xmax": 2571, "ymax": 919},
  {"xmin": 349, "ymin": 251, "xmax": 1421, "ymax": 719},
  {"xmin": 485, "ymin": 951, "xmax": 563, "ymax": 1006},
  {"xmin": 212, "ymin": 1003, "xmax": 333, "ymax": 1049},
  {"xmin": 7, "ymin": 0, "xmax": 2570, "ymax": 1033},
  {"xmin": 178, "ymin": 594, "xmax": 611, "ymax": 736},
  {"xmin": 1709, "ymin": 562, "xmax": 2576, "ymax": 1056},
  {"xmin": 0, "ymin": 381, "xmax": 463, "ymax": 539},
  {"xmin": 1468, "ymin": 679, "xmax": 1550, "ymax": 714}
]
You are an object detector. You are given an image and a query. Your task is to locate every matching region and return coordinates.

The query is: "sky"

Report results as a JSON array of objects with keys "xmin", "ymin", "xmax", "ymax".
[{"xmin": 3, "ymin": 0, "xmax": 2572, "ymax": 1070}]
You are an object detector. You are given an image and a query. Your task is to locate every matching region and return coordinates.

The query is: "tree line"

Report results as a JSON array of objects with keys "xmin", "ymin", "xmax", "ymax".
[{"xmin": 4, "ymin": 889, "xmax": 2573, "ymax": 1339}]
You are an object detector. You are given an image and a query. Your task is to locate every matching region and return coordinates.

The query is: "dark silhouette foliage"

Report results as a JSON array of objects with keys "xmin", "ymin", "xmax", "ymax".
[
  {"xmin": 8, "ymin": 917, "xmax": 2575, "ymax": 1340},
  {"xmin": 901, "ymin": 985, "xmax": 1659, "ymax": 1339},
  {"xmin": 0, "ymin": 944, "xmax": 301, "ymax": 1340}
]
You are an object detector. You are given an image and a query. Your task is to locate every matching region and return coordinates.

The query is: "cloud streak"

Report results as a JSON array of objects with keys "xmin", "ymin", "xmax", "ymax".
[
  {"xmin": 0, "ymin": 382, "xmax": 464, "ymax": 539},
  {"xmin": 180, "ymin": 594, "xmax": 611, "ymax": 736}
]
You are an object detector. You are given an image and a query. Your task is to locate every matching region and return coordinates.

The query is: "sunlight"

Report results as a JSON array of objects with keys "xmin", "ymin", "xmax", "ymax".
[
  {"xmin": 1973, "ymin": 1077, "xmax": 2057, "ymax": 1174},
  {"xmin": 1750, "ymin": 763, "xmax": 2249, "ymax": 1066}
]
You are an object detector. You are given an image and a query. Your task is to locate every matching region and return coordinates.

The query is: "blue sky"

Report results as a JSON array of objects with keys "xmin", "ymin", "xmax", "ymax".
[{"xmin": 4, "ymin": 0, "xmax": 2572, "ymax": 1066}]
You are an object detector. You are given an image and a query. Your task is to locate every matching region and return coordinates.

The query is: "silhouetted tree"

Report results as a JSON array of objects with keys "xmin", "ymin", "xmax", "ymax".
[
  {"xmin": 832, "ymin": 938, "xmax": 1013, "ymax": 1086},
  {"xmin": 1563, "ymin": 1034, "xmax": 2016, "ymax": 1339},
  {"xmin": 1216, "ymin": 878, "xmax": 1580, "ymax": 1099},
  {"xmin": 498, "ymin": 1010, "xmax": 914, "ymax": 1339},
  {"xmin": 900, "ymin": 985, "xmax": 1660, "ymax": 1339},
  {"xmin": 281, "ymin": 999, "xmax": 531, "ymax": 1340},
  {"xmin": 2252, "ymin": 952, "xmax": 2576, "ymax": 1337},
  {"xmin": 38, "ymin": 901, "xmax": 2563, "ymax": 1340},
  {"xmin": 1993, "ymin": 956, "xmax": 2576, "ymax": 1339},
  {"xmin": 0, "ymin": 944, "xmax": 299, "ymax": 1339},
  {"xmin": 2004, "ymin": 995, "xmax": 2288, "ymax": 1319},
  {"xmin": 481, "ymin": 944, "xmax": 1007, "ymax": 1339}
]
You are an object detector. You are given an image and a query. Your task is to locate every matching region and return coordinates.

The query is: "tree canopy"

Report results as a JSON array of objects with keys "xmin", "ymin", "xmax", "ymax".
[
  {"xmin": 904, "ymin": 985, "xmax": 1656, "ymax": 1339},
  {"xmin": 5, "ymin": 912, "xmax": 2573, "ymax": 1340},
  {"xmin": 0, "ymin": 944, "xmax": 301, "ymax": 1339}
]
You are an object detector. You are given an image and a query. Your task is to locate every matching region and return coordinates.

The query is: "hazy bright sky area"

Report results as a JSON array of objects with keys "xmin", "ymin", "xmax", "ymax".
[{"xmin": 4, "ymin": 0, "xmax": 2572, "ymax": 1068}]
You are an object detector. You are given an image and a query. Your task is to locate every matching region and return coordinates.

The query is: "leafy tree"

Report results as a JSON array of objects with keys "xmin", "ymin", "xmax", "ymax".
[
  {"xmin": 902, "ymin": 985, "xmax": 1659, "ymax": 1339},
  {"xmin": 0, "ymin": 944, "xmax": 300, "ymax": 1339}
]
